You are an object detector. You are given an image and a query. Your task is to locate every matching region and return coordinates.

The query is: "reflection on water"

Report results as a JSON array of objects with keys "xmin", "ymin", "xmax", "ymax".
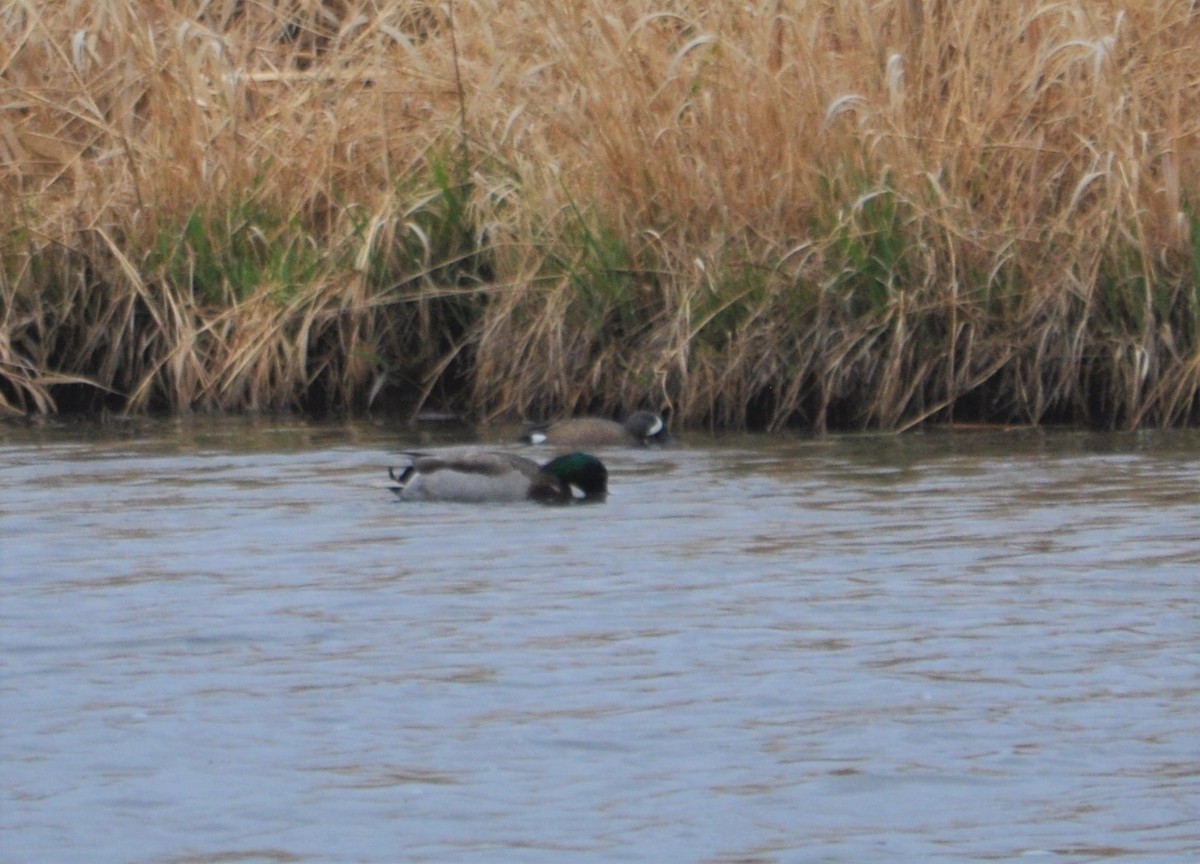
[{"xmin": 2, "ymin": 420, "xmax": 1199, "ymax": 863}]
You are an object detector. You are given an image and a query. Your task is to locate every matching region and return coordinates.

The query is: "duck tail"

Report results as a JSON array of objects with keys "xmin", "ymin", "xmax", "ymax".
[
  {"xmin": 387, "ymin": 464, "xmax": 416, "ymax": 495},
  {"xmin": 518, "ymin": 422, "xmax": 550, "ymax": 445}
]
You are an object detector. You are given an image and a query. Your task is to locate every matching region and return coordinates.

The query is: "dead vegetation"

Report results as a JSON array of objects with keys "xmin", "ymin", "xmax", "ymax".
[{"xmin": 2, "ymin": 0, "xmax": 1199, "ymax": 430}]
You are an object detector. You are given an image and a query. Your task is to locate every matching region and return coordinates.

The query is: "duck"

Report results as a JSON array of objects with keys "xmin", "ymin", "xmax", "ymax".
[
  {"xmin": 521, "ymin": 410, "xmax": 668, "ymax": 447},
  {"xmin": 387, "ymin": 450, "xmax": 608, "ymax": 504}
]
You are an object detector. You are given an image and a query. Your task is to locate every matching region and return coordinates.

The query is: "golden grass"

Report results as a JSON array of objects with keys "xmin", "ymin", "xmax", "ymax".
[{"xmin": 2, "ymin": 0, "xmax": 1199, "ymax": 429}]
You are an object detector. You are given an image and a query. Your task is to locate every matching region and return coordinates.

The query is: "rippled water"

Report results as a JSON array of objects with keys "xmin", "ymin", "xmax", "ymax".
[{"xmin": 2, "ymin": 419, "xmax": 1198, "ymax": 863}]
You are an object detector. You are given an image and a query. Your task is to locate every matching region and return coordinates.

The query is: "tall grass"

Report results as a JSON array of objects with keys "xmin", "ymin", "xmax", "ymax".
[{"xmin": 2, "ymin": 0, "xmax": 1199, "ymax": 429}]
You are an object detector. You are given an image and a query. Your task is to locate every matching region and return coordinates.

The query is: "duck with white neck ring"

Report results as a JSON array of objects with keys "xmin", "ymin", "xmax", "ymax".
[{"xmin": 388, "ymin": 451, "xmax": 608, "ymax": 504}]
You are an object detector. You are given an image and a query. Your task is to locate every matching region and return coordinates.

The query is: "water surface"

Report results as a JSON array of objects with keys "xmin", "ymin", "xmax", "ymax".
[{"xmin": 2, "ymin": 420, "xmax": 1198, "ymax": 863}]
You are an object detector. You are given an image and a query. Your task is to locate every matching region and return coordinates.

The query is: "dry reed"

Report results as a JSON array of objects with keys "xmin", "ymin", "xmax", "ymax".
[{"xmin": 2, "ymin": 0, "xmax": 1199, "ymax": 430}]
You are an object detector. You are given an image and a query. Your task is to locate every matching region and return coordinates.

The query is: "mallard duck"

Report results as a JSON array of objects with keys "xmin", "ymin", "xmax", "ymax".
[
  {"xmin": 387, "ymin": 451, "xmax": 608, "ymax": 504},
  {"xmin": 522, "ymin": 410, "xmax": 668, "ymax": 447}
]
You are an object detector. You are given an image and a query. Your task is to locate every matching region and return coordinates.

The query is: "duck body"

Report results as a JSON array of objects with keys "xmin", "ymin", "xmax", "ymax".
[
  {"xmin": 388, "ymin": 451, "xmax": 608, "ymax": 504},
  {"xmin": 523, "ymin": 411, "xmax": 667, "ymax": 447}
]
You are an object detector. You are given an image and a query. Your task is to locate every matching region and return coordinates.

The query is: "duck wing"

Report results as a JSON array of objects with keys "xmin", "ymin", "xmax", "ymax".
[{"xmin": 390, "ymin": 451, "xmax": 543, "ymax": 502}]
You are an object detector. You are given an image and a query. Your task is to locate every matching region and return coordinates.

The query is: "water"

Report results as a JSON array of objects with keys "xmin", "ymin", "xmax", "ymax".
[{"xmin": 2, "ymin": 419, "xmax": 1198, "ymax": 863}]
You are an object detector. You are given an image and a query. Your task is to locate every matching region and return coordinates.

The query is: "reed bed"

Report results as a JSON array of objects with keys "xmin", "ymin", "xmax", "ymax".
[{"xmin": 3, "ymin": 0, "xmax": 1199, "ymax": 430}]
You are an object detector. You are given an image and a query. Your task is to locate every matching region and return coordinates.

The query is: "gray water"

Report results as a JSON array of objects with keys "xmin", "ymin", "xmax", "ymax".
[{"xmin": 2, "ymin": 419, "xmax": 1198, "ymax": 864}]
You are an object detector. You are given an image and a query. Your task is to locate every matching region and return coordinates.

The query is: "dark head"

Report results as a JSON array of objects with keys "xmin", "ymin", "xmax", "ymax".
[
  {"xmin": 539, "ymin": 452, "xmax": 608, "ymax": 502},
  {"xmin": 624, "ymin": 410, "xmax": 668, "ymax": 445}
]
